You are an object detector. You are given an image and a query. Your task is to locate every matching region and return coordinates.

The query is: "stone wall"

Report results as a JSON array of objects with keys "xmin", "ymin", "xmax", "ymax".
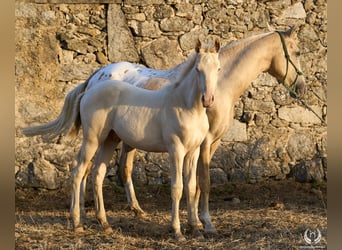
[{"xmin": 15, "ymin": 0, "xmax": 327, "ymax": 189}]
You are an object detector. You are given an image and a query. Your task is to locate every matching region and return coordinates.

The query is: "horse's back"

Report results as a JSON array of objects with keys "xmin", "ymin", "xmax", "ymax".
[{"xmin": 87, "ymin": 62, "xmax": 171, "ymax": 90}]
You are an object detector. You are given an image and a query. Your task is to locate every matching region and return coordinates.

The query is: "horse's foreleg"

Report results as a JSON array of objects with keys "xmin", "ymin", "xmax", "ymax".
[
  {"xmin": 169, "ymin": 145, "xmax": 186, "ymax": 242},
  {"xmin": 184, "ymin": 148, "xmax": 204, "ymax": 240},
  {"xmin": 92, "ymin": 135, "xmax": 118, "ymax": 233},
  {"xmin": 119, "ymin": 143, "xmax": 145, "ymax": 217},
  {"xmin": 70, "ymin": 136, "xmax": 98, "ymax": 233},
  {"xmin": 197, "ymin": 139, "xmax": 221, "ymax": 234}
]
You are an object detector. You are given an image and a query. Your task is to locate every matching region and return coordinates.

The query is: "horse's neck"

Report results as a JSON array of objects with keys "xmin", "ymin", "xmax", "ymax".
[
  {"xmin": 171, "ymin": 68, "xmax": 202, "ymax": 110},
  {"xmin": 220, "ymin": 33, "xmax": 277, "ymax": 102}
]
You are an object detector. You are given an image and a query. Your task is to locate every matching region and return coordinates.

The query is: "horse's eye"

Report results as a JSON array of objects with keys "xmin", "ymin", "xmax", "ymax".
[{"xmin": 295, "ymin": 51, "xmax": 300, "ymax": 56}]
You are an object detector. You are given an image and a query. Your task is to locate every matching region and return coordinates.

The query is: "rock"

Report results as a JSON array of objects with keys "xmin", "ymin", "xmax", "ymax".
[
  {"xmin": 278, "ymin": 106, "xmax": 322, "ymax": 124},
  {"xmin": 282, "ymin": 2, "xmax": 306, "ymax": 19},
  {"xmin": 129, "ymin": 20, "xmax": 161, "ymax": 38},
  {"xmin": 210, "ymin": 168, "xmax": 228, "ymax": 184},
  {"xmin": 244, "ymin": 99, "xmax": 275, "ymax": 113},
  {"xmin": 96, "ymin": 51, "xmax": 108, "ymax": 64},
  {"xmin": 16, "ymin": 158, "xmax": 59, "ymax": 190},
  {"xmin": 124, "ymin": 0, "xmax": 164, "ymax": 6},
  {"xmin": 287, "ymin": 132, "xmax": 315, "ymax": 161},
  {"xmin": 290, "ymin": 158, "xmax": 324, "ymax": 183},
  {"xmin": 249, "ymin": 159, "xmax": 281, "ymax": 181},
  {"xmin": 160, "ymin": 16, "xmax": 194, "ymax": 32},
  {"xmin": 298, "ymin": 25, "xmax": 319, "ymax": 41},
  {"xmin": 107, "ymin": 4, "xmax": 139, "ymax": 63},
  {"xmin": 153, "ymin": 4, "xmax": 173, "ymax": 20},
  {"xmin": 58, "ymin": 63, "xmax": 96, "ymax": 81},
  {"xmin": 222, "ymin": 119, "xmax": 247, "ymax": 142},
  {"xmin": 179, "ymin": 27, "xmax": 208, "ymax": 51},
  {"xmin": 141, "ymin": 37, "xmax": 184, "ymax": 69}
]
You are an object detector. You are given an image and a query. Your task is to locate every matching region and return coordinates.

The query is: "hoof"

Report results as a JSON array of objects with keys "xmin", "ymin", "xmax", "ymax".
[
  {"xmin": 204, "ymin": 228, "xmax": 218, "ymax": 238},
  {"xmin": 192, "ymin": 230, "xmax": 205, "ymax": 241},
  {"xmin": 133, "ymin": 207, "xmax": 147, "ymax": 219},
  {"xmin": 74, "ymin": 225, "xmax": 84, "ymax": 233},
  {"xmin": 104, "ymin": 226, "xmax": 113, "ymax": 234},
  {"xmin": 175, "ymin": 232, "xmax": 186, "ymax": 242}
]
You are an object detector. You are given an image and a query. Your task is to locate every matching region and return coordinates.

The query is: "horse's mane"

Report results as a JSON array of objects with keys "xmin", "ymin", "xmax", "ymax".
[{"xmin": 219, "ymin": 31, "xmax": 273, "ymax": 58}]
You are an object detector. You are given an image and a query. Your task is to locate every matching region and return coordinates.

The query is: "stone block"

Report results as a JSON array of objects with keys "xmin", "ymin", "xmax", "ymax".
[
  {"xmin": 222, "ymin": 119, "xmax": 247, "ymax": 142},
  {"xmin": 141, "ymin": 37, "xmax": 184, "ymax": 69},
  {"xmin": 160, "ymin": 16, "xmax": 194, "ymax": 32},
  {"xmin": 107, "ymin": 4, "xmax": 139, "ymax": 63},
  {"xmin": 282, "ymin": 2, "xmax": 306, "ymax": 19},
  {"xmin": 278, "ymin": 105, "xmax": 322, "ymax": 124}
]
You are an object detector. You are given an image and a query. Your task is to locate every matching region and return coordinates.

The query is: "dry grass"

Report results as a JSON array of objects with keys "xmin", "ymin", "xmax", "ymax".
[{"xmin": 15, "ymin": 179, "xmax": 327, "ymax": 249}]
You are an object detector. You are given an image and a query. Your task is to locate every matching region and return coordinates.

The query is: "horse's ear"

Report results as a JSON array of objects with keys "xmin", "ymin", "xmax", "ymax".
[
  {"xmin": 214, "ymin": 37, "xmax": 220, "ymax": 52},
  {"xmin": 195, "ymin": 39, "xmax": 201, "ymax": 53},
  {"xmin": 285, "ymin": 25, "xmax": 297, "ymax": 38}
]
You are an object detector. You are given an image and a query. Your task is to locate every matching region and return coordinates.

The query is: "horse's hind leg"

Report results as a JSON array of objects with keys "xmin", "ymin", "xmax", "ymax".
[
  {"xmin": 80, "ymin": 162, "xmax": 92, "ymax": 219},
  {"xmin": 92, "ymin": 132, "xmax": 119, "ymax": 233},
  {"xmin": 71, "ymin": 153, "xmax": 92, "ymax": 220},
  {"xmin": 119, "ymin": 143, "xmax": 146, "ymax": 217},
  {"xmin": 70, "ymin": 134, "xmax": 99, "ymax": 233}
]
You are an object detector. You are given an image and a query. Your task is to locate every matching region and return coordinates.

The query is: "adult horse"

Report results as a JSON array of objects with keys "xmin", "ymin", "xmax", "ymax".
[
  {"xmin": 87, "ymin": 27, "xmax": 306, "ymax": 234},
  {"xmin": 23, "ymin": 38, "xmax": 221, "ymax": 241}
]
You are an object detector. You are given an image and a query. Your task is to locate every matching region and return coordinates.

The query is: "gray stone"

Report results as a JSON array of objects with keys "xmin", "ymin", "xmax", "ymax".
[
  {"xmin": 141, "ymin": 37, "xmax": 184, "ymax": 69},
  {"xmin": 125, "ymin": 0, "xmax": 164, "ymax": 6},
  {"xmin": 278, "ymin": 106, "xmax": 322, "ymax": 124},
  {"xmin": 16, "ymin": 158, "xmax": 59, "ymax": 190},
  {"xmin": 282, "ymin": 2, "xmax": 306, "ymax": 19},
  {"xmin": 107, "ymin": 4, "xmax": 139, "ymax": 63},
  {"xmin": 153, "ymin": 5, "xmax": 174, "ymax": 20},
  {"xmin": 210, "ymin": 168, "xmax": 228, "ymax": 184},
  {"xmin": 129, "ymin": 20, "xmax": 161, "ymax": 38},
  {"xmin": 249, "ymin": 159, "xmax": 281, "ymax": 180},
  {"xmin": 222, "ymin": 119, "xmax": 247, "ymax": 142},
  {"xmin": 287, "ymin": 132, "xmax": 315, "ymax": 161},
  {"xmin": 160, "ymin": 16, "xmax": 194, "ymax": 32},
  {"xmin": 179, "ymin": 27, "xmax": 209, "ymax": 51},
  {"xmin": 298, "ymin": 25, "xmax": 319, "ymax": 41},
  {"xmin": 58, "ymin": 63, "xmax": 95, "ymax": 81},
  {"xmin": 244, "ymin": 99, "xmax": 275, "ymax": 113},
  {"xmin": 290, "ymin": 158, "xmax": 324, "ymax": 183}
]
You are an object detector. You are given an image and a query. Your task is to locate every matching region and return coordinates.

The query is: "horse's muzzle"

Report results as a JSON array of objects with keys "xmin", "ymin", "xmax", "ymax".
[
  {"xmin": 202, "ymin": 94, "xmax": 215, "ymax": 108},
  {"xmin": 294, "ymin": 78, "xmax": 307, "ymax": 97}
]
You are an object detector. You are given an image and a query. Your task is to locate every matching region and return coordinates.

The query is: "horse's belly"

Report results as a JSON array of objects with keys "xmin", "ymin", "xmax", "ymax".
[{"xmin": 112, "ymin": 109, "xmax": 167, "ymax": 152}]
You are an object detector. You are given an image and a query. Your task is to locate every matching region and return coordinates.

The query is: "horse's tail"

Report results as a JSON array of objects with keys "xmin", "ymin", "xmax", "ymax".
[
  {"xmin": 22, "ymin": 68, "xmax": 103, "ymax": 141},
  {"xmin": 22, "ymin": 83, "xmax": 86, "ymax": 141}
]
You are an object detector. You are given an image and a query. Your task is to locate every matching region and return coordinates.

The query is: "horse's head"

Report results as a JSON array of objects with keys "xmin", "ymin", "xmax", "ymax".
[
  {"xmin": 268, "ymin": 26, "xmax": 306, "ymax": 98},
  {"xmin": 195, "ymin": 37, "xmax": 221, "ymax": 108}
]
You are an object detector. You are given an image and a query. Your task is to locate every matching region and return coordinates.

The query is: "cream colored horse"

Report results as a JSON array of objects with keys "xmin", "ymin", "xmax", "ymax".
[
  {"xmin": 85, "ymin": 26, "xmax": 306, "ymax": 234},
  {"xmin": 23, "ymin": 39, "xmax": 221, "ymax": 241}
]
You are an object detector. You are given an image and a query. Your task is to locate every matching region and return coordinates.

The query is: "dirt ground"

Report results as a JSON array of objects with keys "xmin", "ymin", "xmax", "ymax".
[{"xmin": 15, "ymin": 179, "xmax": 327, "ymax": 249}]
